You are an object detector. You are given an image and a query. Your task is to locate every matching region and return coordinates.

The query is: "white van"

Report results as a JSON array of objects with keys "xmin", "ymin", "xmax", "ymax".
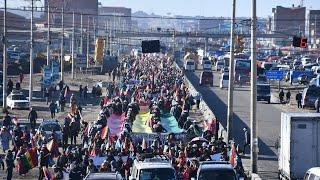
[
  {"xmin": 202, "ymin": 60, "xmax": 212, "ymax": 70},
  {"xmin": 301, "ymin": 57, "xmax": 312, "ymax": 66},
  {"xmin": 304, "ymin": 167, "xmax": 320, "ymax": 180},
  {"xmin": 185, "ymin": 59, "xmax": 195, "ymax": 71},
  {"xmin": 129, "ymin": 157, "xmax": 177, "ymax": 180},
  {"xmin": 220, "ymin": 73, "xmax": 229, "ymax": 89},
  {"xmin": 215, "ymin": 61, "xmax": 224, "ymax": 71}
]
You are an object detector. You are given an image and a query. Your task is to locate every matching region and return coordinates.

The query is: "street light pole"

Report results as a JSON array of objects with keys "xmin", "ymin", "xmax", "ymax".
[
  {"xmin": 60, "ymin": 4, "xmax": 64, "ymax": 82},
  {"xmin": 47, "ymin": 2, "xmax": 50, "ymax": 66},
  {"xmin": 86, "ymin": 16, "xmax": 90, "ymax": 68},
  {"xmin": 71, "ymin": 11, "xmax": 75, "ymax": 79},
  {"xmin": 29, "ymin": 0, "xmax": 34, "ymax": 105},
  {"xmin": 3, "ymin": 0, "xmax": 7, "ymax": 108},
  {"xmin": 227, "ymin": 0, "xmax": 236, "ymax": 142},
  {"xmin": 80, "ymin": 13, "xmax": 83, "ymax": 54},
  {"xmin": 251, "ymin": 0, "xmax": 258, "ymax": 174}
]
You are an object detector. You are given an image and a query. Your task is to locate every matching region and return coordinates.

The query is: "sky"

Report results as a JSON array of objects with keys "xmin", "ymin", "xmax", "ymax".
[{"xmin": 6, "ymin": 0, "xmax": 320, "ymax": 17}]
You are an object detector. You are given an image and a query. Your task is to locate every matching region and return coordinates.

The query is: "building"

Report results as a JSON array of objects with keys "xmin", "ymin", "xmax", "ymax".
[
  {"xmin": 44, "ymin": 0, "xmax": 99, "ymax": 28},
  {"xmin": 271, "ymin": 5, "xmax": 306, "ymax": 45},
  {"xmin": 198, "ymin": 17, "xmax": 224, "ymax": 32},
  {"xmin": 308, "ymin": 10, "xmax": 320, "ymax": 47},
  {"xmin": 98, "ymin": 7, "xmax": 132, "ymax": 32}
]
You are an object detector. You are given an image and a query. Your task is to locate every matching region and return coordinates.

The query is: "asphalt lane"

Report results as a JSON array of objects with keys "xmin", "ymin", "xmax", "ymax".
[{"xmin": 179, "ymin": 60, "xmax": 284, "ymax": 178}]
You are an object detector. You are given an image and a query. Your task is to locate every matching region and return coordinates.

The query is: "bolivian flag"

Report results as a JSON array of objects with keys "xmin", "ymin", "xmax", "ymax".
[
  {"xmin": 101, "ymin": 125, "xmax": 109, "ymax": 140},
  {"xmin": 18, "ymin": 148, "xmax": 38, "ymax": 174}
]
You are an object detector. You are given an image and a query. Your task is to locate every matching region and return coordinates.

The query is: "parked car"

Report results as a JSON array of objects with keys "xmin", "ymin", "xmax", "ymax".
[
  {"xmin": 37, "ymin": 119, "xmax": 63, "ymax": 145},
  {"xmin": 219, "ymin": 73, "xmax": 229, "ymax": 89},
  {"xmin": 297, "ymin": 74, "xmax": 315, "ymax": 85},
  {"xmin": 302, "ymin": 86, "xmax": 320, "ymax": 108},
  {"xmin": 185, "ymin": 59, "xmax": 195, "ymax": 72},
  {"xmin": 85, "ymin": 172, "xmax": 123, "ymax": 180},
  {"xmin": 196, "ymin": 161, "xmax": 237, "ymax": 180},
  {"xmin": 304, "ymin": 167, "xmax": 320, "ymax": 180},
  {"xmin": 199, "ymin": 71, "xmax": 214, "ymax": 86},
  {"xmin": 6, "ymin": 91, "xmax": 30, "ymax": 110}
]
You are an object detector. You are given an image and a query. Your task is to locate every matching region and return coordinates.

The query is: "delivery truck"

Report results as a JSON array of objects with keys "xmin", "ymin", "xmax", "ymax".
[{"xmin": 279, "ymin": 113, "xmax": 320, "ymax": 180}]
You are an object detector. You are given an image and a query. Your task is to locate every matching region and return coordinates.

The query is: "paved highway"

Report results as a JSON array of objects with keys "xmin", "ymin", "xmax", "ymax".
[{"xmin": 178, "ymin": 60, "xmax": 294, "ymax": 179}]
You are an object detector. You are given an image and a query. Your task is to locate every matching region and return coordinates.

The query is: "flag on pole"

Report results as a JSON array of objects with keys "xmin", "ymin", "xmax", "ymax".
[
  {"xmin": 100, "ymin": 126, "xmax": 109, "ymax": 139},
  {"xmin": 18, "ymin": 148, "xmax": 38, "ymax": 174},
  {"xmin": 229, "ymin": 143, "xmax": 237, "ymax": 167}
]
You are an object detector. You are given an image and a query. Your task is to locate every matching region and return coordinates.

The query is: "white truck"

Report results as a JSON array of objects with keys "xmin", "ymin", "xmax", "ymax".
[{"xmin": 279, "ymin": 113, "xmax": 320, "ymax": 180}]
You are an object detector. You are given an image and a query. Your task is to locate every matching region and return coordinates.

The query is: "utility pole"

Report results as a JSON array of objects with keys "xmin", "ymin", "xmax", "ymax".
[
  {"xmin": 2, "ymin": 0, "xmax": 7, "ymax": 108},
  {"xmin": 60, "ymin": 4, "xmax": 64, "ymax": 82},
  {"xmin": 47, "ymin": 2, "xmax": 50, "ymax": 66},
  {"xmin": 251, "ymin": 0, "xmax": 258, "ymax": 174},
  {"xmin": 86, "ymin": 16, "xmax": 90, "ymax": 68},
  {"xmin": 80, "ymin": 13, "xmax": 83, "ymax": 54},
  {"xmin": 29, "ymin": 0, "xmax": 34, "ymax": 105},
  {"xmin": 227, "ymin": 0, "xmax": 236, "ymax": 142},
  {"xmin": 71, "ymin": 11, "xmax": 75, "ymax": 79}
]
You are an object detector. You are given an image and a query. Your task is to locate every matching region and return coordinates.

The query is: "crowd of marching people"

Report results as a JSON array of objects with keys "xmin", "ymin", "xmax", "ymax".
[{"xmin": 1, "ymin": 54, "xmax": 245, "ymax": 180}]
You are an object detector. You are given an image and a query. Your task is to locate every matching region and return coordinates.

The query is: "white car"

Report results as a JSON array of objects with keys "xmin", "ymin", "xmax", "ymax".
[
  {"xmin": 202, "ymin": 60, "xmax": 212, "ymax": 70},
  {"xmin": 7, "ymin": 92, "xmax": 30, "ymax": 110},
  {"xmin": 215, "ymin": 61, "xmax": 224, "ymax": 71},
  {"xmin": 184, "ymin": 59, "xmax": 195, "ymax": 71},
  {"xmin": 220, "ymin": 73, "xmax": 229, "ymax": 89}
]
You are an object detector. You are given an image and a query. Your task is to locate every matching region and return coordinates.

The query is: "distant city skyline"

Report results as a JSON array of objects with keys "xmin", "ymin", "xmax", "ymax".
[{"xmin": 4, "ymin": 0, "xmax": 320, "ymax": 17}]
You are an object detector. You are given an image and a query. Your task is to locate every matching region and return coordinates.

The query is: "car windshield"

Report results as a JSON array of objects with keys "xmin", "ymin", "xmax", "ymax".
[
  {"xmin": 198, "ymin": 169, "xmax": 236, "ymax": 180},
  {"xmin": 202, "ymin": 72, "xmax": 213, "ymax": 77},
  {"xmin": 204, "ymin": 61, "xmax": 211, "ymax": 64},
  {"xmin": 257, "ymin": 85, "xmax": 270, "ymax": 91},
  {"xmin": 223, "ymin": 75, "xmax": 229, "ymax": 80},
  {"xmin": 306, "ymin": 88, "xmax": 320, "ymax": 97},
  {"xmin": 42, "ymin": 124, "xmax": 61, "ymax": 132},
  {"xmin": 217, "ymin": 62, "xmax": 224, "ymax": 65},
  {"xmin": 187, "ymin": 61, "xmax": 194, "ymax": 65},
  {"xmin": 12, "ymin": 95, "xmax": 27, "ymax": 100},
  {"xmin": 139, "ymin": 168, "xmax": 175, "ymax": 180}
]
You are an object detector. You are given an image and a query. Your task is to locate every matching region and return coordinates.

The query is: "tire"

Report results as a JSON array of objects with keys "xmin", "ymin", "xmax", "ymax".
[{"xmin": 268, "ymin": 99, "xmax": 271, "ymax": 104}]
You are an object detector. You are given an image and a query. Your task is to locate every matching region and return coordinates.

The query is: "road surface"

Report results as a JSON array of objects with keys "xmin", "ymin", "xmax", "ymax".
[{"xmin": 179, "ymin": 60, "xmax": 294, "ymax": 179}]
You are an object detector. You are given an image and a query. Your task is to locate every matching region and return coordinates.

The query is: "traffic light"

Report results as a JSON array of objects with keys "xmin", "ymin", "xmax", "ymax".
[
  {"xmin": 94, "ymin": 37, "xmax": 104, "ymax": 62},
  {"xmin": 236, "ymin": 35, "xmax": 244, "ymax": 52},
  {"xmin": 292, "ymin": 36, "xmax": 308, "ymax": 48}
]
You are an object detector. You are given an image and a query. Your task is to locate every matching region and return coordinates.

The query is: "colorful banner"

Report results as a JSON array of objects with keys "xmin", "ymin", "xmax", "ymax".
[{"xmin": 107, "ymin": 113, "xmax": 126, "ymax": 136}]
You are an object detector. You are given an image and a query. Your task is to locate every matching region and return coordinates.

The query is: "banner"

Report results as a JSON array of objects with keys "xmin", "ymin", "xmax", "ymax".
[{"xmin": 131, "ymin": 132, "xmax": 186, "ymax": 145}]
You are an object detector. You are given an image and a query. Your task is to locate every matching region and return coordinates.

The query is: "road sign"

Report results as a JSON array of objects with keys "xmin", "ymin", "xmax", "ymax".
[{"xmin": 265, "ymin": 70, "xmax": 284, "ymax": 80}]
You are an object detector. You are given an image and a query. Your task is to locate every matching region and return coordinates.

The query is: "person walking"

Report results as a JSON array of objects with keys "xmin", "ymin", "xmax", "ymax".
[
  {"xmin": 44, "ymin": 88, "xmax": 50, "ymax": 105},
  {"xmin": 28, "ymin": 107, "xmax": 38, "ymax": 132},
  {"xmin": 296, "ymin": 92, "xmax": 303, "ymax": 108},
  {"xmin": 5, "ymin": 150, "xmax": 14, "ymax": 180},
  {"xmin": 194, "ymin": 92, "xmax": 202, "ymax": 109},
  {"xmin": 286, "ymin": 90, "xmax": 291, "ymax": 104},
  {"xmin": 279, "ymin": 89, "xmax": 284, "ymax": 104},
  {"xmin": 243, "ymin": 127, "xmax": 250, "ymax": 155},
  {"xmin": 79, "ymin": 85, "xmax": 83, "ymax": 99},
  {"xmin": 315, "ymin": 97, "xmax": 320, "ymax": 113},
  {"xmin": 62, "ymin": 119, "xmax": 70, "ymax": 150},
  {"xmin": 38, "ymin": 146, "xmax": 50, "ymax": 180},
  {"xmin": 83, "ymin": 85, "xmax": 88, "ymax": 100},
  {"xmin": 49, "ymin": 101, "xmax": 57, "ymax": 119},
  {"xmin": 0, "ymin": 126, "xmax": 11, "ymax": 153},
  {"xmin": 3, "ymin": 111, "xmax": 12, "ymax": 128},
  {"xmin": 70, "ymin": 119, "xmax": 78, "ymax": 145},
  {"xmin": 19, "ymin": 72, "xmax": 24, "ymax": 84}
]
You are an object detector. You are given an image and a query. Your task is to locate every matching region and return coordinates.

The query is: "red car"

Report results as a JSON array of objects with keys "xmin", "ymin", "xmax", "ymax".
[{"xmin": 199, "ymin": 71, "xmax": 214, "ymax": 86}]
